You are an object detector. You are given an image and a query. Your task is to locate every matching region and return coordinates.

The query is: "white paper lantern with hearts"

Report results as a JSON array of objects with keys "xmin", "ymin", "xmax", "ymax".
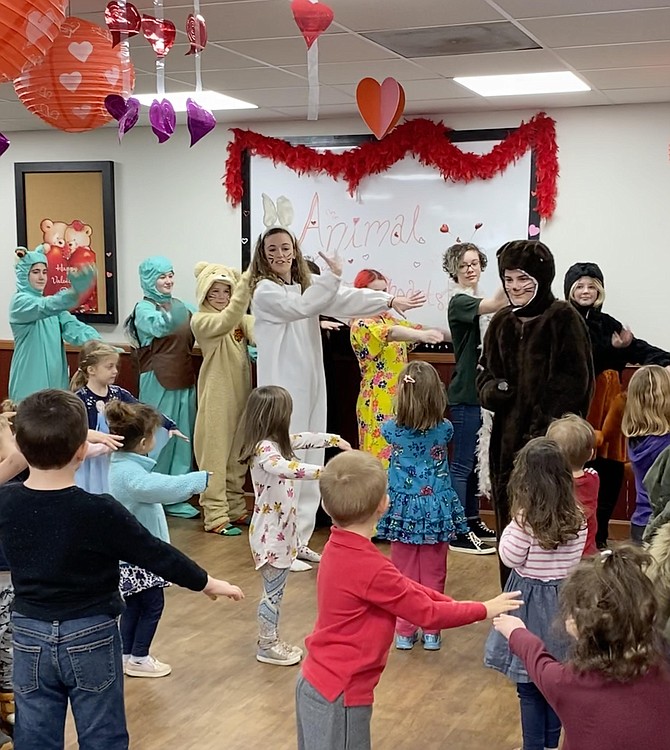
[{"xmin": 13, "ymin": 16, "xmax": 135, "ymax": 132}]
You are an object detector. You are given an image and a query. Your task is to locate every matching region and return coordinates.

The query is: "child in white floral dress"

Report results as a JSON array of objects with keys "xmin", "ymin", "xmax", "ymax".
[{"xmin": 239, "ymin": 386, "xmax": 350, "ymax": 666}]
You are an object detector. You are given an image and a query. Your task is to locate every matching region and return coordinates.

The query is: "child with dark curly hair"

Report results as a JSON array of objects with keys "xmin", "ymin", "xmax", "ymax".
[
  {"xmin": 485, "ymin": 437, "xmax": 587, "ymax": 750},
  {"xmin": 493, "ymin": 545, "xmax": 670, "ymax": 750}
]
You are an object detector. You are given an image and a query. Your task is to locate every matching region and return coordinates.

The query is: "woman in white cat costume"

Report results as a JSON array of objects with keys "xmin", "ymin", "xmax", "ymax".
[{"xmin": 249, "ymin": 195, "xmax": 425, "ymax": 570}]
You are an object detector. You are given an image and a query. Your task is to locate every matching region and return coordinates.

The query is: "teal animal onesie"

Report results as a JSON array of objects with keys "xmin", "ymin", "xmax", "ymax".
[
  {"xmin": 9, "ymin": 246, "xmax": 100, "ymax": 401},
  {"xmin": 126, "ymin": 257, "xmax": 198, "ymax": 518}
]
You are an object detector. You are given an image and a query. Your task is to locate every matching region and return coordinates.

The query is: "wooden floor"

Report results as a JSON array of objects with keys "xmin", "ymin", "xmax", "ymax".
[{"xmin": 65, "ymin": 519, "xmax": 522, "ymax": 750}]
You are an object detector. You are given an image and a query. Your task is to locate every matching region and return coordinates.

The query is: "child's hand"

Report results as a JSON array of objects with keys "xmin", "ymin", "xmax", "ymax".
[
  {"xmin": 611, "ymin": 327, "xmax": 633, "ymax": 348},
  {"xmin": 320, "ymin": 320, "xmax": 343, "ymax": 331},
  {"xmin": 169, "ymin": 429, "xmax": 189, "ymax": 442},
  {"xmin": 492, "ymin": 614, "xmax": 526, "ymax": 640},
  {"xmin": 483, "ymin": 591, "xmax": 524, "ymax": 618},
  {"xmin": 419, "ymin": 328, "xmax": 443, "ymax": 344},
  {"xmin": 337, "ymin": 438, "xmax": 352, "ymax": 451},
  {"xmin": 203, "ymin": 576, "xmax": 245, "ymax": 601},
  {"xmin": 87, "ymin": 429, "xmax": 124, "ymax": 450}
]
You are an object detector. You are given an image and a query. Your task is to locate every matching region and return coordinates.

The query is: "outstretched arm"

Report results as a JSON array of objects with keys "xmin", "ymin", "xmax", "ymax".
[{"xmin": 252, "ymin": 275, "xmax": 340, "ymax": 323}]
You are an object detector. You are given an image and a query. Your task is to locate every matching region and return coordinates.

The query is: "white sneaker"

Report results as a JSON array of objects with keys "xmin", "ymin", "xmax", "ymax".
[
  {"xmin": 290, "ymin": 558, "xmax": 312, "ymax": 572},
  {"xmin": 125, "ymin": 655, "xmax": 172, "ymax": 678},
  {"xmin": 297, "ymin": 545, "xmax": 322, "ymax": 563},
  {"xmin": 281, "ymin": 640, "xmax": 303, "ymax": 656},
  {"xmin": 256, "ymin": 641, "xmax": 302, "ymax": 666}
]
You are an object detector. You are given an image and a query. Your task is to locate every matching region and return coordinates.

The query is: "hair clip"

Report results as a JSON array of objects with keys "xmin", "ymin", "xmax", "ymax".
[{"xmin": 403, "ymin": 375, "xmax": 416, "ymax": 384}]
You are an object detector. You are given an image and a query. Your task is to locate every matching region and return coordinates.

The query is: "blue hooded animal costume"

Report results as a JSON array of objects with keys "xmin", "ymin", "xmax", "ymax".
[
  {"xmin": 8, "ymin": 246, "xmax": 99, "ymax": 401},
  {"xmin": 125, "ymin": 257, "xmax": 198, "ymax": 517}
]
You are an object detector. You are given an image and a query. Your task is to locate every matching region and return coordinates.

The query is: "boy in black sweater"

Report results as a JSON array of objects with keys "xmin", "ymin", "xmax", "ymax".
[{"xmin": 0, "ymin": 389, "xmax": 244, "ymax": 750}]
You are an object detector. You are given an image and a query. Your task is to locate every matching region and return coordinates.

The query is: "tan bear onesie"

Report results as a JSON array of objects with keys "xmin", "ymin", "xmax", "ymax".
[{"xmin": 191, "ymin": 263, "xmax": 253, "ymax": 532}]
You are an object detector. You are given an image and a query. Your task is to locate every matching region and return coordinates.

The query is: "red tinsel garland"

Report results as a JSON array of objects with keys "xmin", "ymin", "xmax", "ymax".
[{"xmin": 224, "ymin": 112, "xmax": 558, "ymax": 218}]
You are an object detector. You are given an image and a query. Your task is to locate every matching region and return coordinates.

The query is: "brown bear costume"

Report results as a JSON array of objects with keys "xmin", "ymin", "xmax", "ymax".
[{"xmin": 477, "ymin": 240, "xmax": 594, "ymax": 585}]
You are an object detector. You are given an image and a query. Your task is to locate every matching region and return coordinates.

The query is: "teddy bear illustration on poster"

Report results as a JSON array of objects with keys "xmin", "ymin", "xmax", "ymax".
[{"xmin": 40, "ymin": 218, "xmax": 98, "ymax": 313}]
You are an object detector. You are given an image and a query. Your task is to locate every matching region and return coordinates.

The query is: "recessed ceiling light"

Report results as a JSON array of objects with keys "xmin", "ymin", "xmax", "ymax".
[
  {"xmin": 453, "ymin": 71, "xmax": 590, "ymax": 97},
  {"xmin": 134, "ymin": 90, "xmax": 257, "ymax": 112}
]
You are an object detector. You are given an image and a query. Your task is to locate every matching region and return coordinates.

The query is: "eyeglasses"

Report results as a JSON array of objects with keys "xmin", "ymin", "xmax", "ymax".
[{"xmin": 458, "ymin": 260, "xmax": 481, "ymax": 272}]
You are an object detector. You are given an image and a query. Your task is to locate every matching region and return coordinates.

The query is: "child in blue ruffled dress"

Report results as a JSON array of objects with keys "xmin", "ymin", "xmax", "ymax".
[{"xmin": 376, "ymin": 360, "xmax": 467, "ymax": 651}]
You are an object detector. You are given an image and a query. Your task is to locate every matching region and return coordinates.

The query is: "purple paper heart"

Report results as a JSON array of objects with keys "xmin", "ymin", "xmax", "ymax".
[
  {"xmin": 105, "ymin": 94, "xmax": 128, "ymax": 121},
  {"xmin": 149, "ymin": 98, "xmax": 176, "ymax": 143},
  {"xmin": 186, "ymin": 98, "xmax": 216, "ymax": 147},
  {"xmin": 118, "ymin": 97, "xmax": 140, "ymax": 141},
  {"xmin": 0, "ymin": 132, "xmax": 9, "ymax": 157}
]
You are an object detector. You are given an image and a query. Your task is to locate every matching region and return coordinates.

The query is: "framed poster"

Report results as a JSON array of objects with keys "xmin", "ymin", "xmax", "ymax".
[{"xmin": 14, "ymin": 161, "xmax": 118, "ymax": 324}]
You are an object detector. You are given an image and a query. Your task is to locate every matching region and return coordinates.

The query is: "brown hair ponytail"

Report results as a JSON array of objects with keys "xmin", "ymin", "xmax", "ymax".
[{"xmin": 105, "ymin": 400, "xmax": 161, "ymax": 453}]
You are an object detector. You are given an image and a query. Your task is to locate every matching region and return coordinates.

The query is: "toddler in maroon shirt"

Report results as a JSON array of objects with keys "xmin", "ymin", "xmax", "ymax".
[
  {"xmin": 493, "ymin": 545, "xmax": 670, "ymax": 750},
  {"xmin": 547, "ymin": 414, "xmax": 599, "ymax": 556},
  {"xmin": 296, "ymin": 450, "xmax": 524, "ymax": 750}
]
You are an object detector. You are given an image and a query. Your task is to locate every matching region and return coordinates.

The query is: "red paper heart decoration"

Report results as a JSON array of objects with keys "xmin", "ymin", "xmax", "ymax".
[
  {"xmin": 141, "ymin": 15, "xmax": 176, "ymax": 57},
  {"xmin": 186, "ymin": 14, "xmax": 207, "ymax": 55},
  {"xmin": 356, "ymin": 77, "xmax": 405, "ymax": 140},
  {"xmin": 291, "ymin": 0, "xmax": 334, "ymax": 49},
  {"xmin": 105, "ymin": 1, "xmax": 141, "ymax": 47}
]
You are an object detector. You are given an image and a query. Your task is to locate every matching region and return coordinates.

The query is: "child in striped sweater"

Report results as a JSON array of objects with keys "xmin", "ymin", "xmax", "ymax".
[{"xmin": 484, "ymin": 437, "xmax": 587, "ymax": 750}]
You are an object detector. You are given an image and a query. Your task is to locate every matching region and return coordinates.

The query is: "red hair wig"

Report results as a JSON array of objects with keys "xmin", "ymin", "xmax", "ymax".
[{"xmin": 353, "ymin": 268, "xmax": 386, "ymax": 289}]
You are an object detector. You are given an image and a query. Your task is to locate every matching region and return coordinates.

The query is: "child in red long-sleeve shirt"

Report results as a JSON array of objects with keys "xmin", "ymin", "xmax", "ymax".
[
  {"xmin": 296, "ymin": 450, "xmax": 523, "ymax": 750},
  {"xmin": 493, "ymin": 545, "xmax": 670, "ymax": 750},
  {"xmin": 547, "ymin": 414, "xmax": 600, "ymax": 556}
]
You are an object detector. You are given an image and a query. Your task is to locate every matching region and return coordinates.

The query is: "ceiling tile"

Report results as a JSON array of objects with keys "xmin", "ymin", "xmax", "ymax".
[
  {"xmin": 400, "ymin": 78, "xmax": 479, "ymax": 101},
  {"xmin": 556, "ymin": 41, "xmax": 670, "ymax": 70},
  {"xmin": 284, "ymin": 59, "xmax": 441, "ymax": 85},
  {"xmin": 224, "ymin": 33, "xmax": 397, "ymax": 66},
  {"xmin": 520, "ymin": 10, "xmax": 670, "ymax": 48},
  {"xmin": 130, "ymin": 42, "xmax": 267, "ymax": 74},
  {"xmin": 603, "ymin": 86, "xmax": 670, "ymax": 103},
  {"xmin": 581, "ymin": 66, "xmax": 670, "ymax": 89},
  {"xmin": 481, "ymin": 90, "xmax": 611, "ymax": 107},
  {"xmin": 493, "ymin": 0, "xmax": 670, "ymax": 19},
  {"xmin": 242, "ymin": 85, "xmax": 354, "ymax": 108},
  {"xmin": 196, "ymin": 1, "xmax": 312, "ymax": 42},
  {"xmin": 199, "ymin": 67, "xmax": 308, "ymax": 90},
  {"xmin": 329, "ymin": 0, "xmax": 504, "ymax": 31},
  {"xmin": 416, "ymin": 48, "xmax": 563, "ymax": 76}
]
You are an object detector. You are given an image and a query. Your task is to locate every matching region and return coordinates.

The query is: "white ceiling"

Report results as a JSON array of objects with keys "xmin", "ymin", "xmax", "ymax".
[{"xmin": 2, "ymin": 0, "xmax": 670, "ymax": 130}]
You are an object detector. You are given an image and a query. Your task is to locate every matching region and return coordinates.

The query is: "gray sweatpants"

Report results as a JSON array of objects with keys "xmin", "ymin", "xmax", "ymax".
[{"xmin": 296, "ymin": 674, "xmax": 372, "ymax": 750}]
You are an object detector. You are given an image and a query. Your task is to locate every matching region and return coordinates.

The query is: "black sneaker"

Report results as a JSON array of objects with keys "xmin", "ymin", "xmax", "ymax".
[
  {"xmin": 468, "ymin": 517, "xmax": 497, "ymax": 542},
  {"xmin": 450, "ymin": 531, "xmax": 496, "ymax": 555}
]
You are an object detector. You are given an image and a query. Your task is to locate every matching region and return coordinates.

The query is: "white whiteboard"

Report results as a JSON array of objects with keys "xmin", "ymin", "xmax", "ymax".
[{"xmin": 245, "ymin": 134, "xmax": 535, "ymax": 329}]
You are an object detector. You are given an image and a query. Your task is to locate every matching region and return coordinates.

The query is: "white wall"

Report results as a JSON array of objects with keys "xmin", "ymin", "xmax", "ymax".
[{"xmin": 1, "ymin": 102, "xmax": 670, "ymax": 346}]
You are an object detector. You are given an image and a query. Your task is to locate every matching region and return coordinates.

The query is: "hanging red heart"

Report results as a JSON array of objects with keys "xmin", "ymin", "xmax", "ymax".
[
  {"xmin": 141, "ymin": 15, "xmax": 176, "ymax": 57},
  {"xmin": 291, "ymin": 0, "xmax": 334, "ymax": 49},
  {"xmin": 356, "ymin": 77, "xmax": 405, "ymax": 140},
  {"xmin": 105, "ymin": 1, "xmax": 142, "ymax": 47},
  {"xmin": 185, "ymin": 14, "xmax": 207, "ymax": 55}
]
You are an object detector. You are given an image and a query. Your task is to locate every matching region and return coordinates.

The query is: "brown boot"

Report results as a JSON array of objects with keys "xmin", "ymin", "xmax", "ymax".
[{"xmin": 0, "ymin": 692, "xmax": 14, "ymax": 726}]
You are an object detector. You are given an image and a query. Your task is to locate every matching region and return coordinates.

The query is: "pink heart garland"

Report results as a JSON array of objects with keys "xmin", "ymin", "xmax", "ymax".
[
  {"xmin": 186, "ymin": 99, "xmax": 216, "ymax": 147},
  {"xmin": 149, "ymin": 98, "xmax": 176, "ymax": 143},
  {"xmin": 356, "ymin": 77, "xmax": 405, "ymax": 140},
  {"xmin": 186, "ymin": 14, "xmax": 207, "ymax": 55},
  {"xmin": 105, "ymin": 1, "xmax": 142, "ymax": 47},
  {"xmin": 291, "ymin": 0, "xmax": 334, "ymax": 49},
  {"xmin": 141, "ymin": 15, "xmax": 176, "ymax": 57},
  {"xmin": 0, "ymin": 132, "xmax": 9, "ymax": 157},
  {"xmin": 104, "ymin": 95, "xmax": 140, "ymax": 142}
]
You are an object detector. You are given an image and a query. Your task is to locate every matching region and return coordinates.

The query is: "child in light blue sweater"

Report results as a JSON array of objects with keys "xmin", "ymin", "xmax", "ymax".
[{"xmin": 106, "ymin": 400, "xmax": 209, "ymax": 678}]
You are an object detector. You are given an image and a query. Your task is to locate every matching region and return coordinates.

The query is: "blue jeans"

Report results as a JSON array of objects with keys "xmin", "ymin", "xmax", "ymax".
[
  {"xmin": 516, "ymin": 682, "xmax": 561, "ymax": 750},
  {"xmin": 120, "ymin": 586, "xmax": 165, "ymax": 658},
  {"xmin": 449, "ymin": 404, "xmax": 482, "ymax": 520},
  {"xmin": 12, "ymin": 613, "xmax": 128, "ymax": 750}
]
